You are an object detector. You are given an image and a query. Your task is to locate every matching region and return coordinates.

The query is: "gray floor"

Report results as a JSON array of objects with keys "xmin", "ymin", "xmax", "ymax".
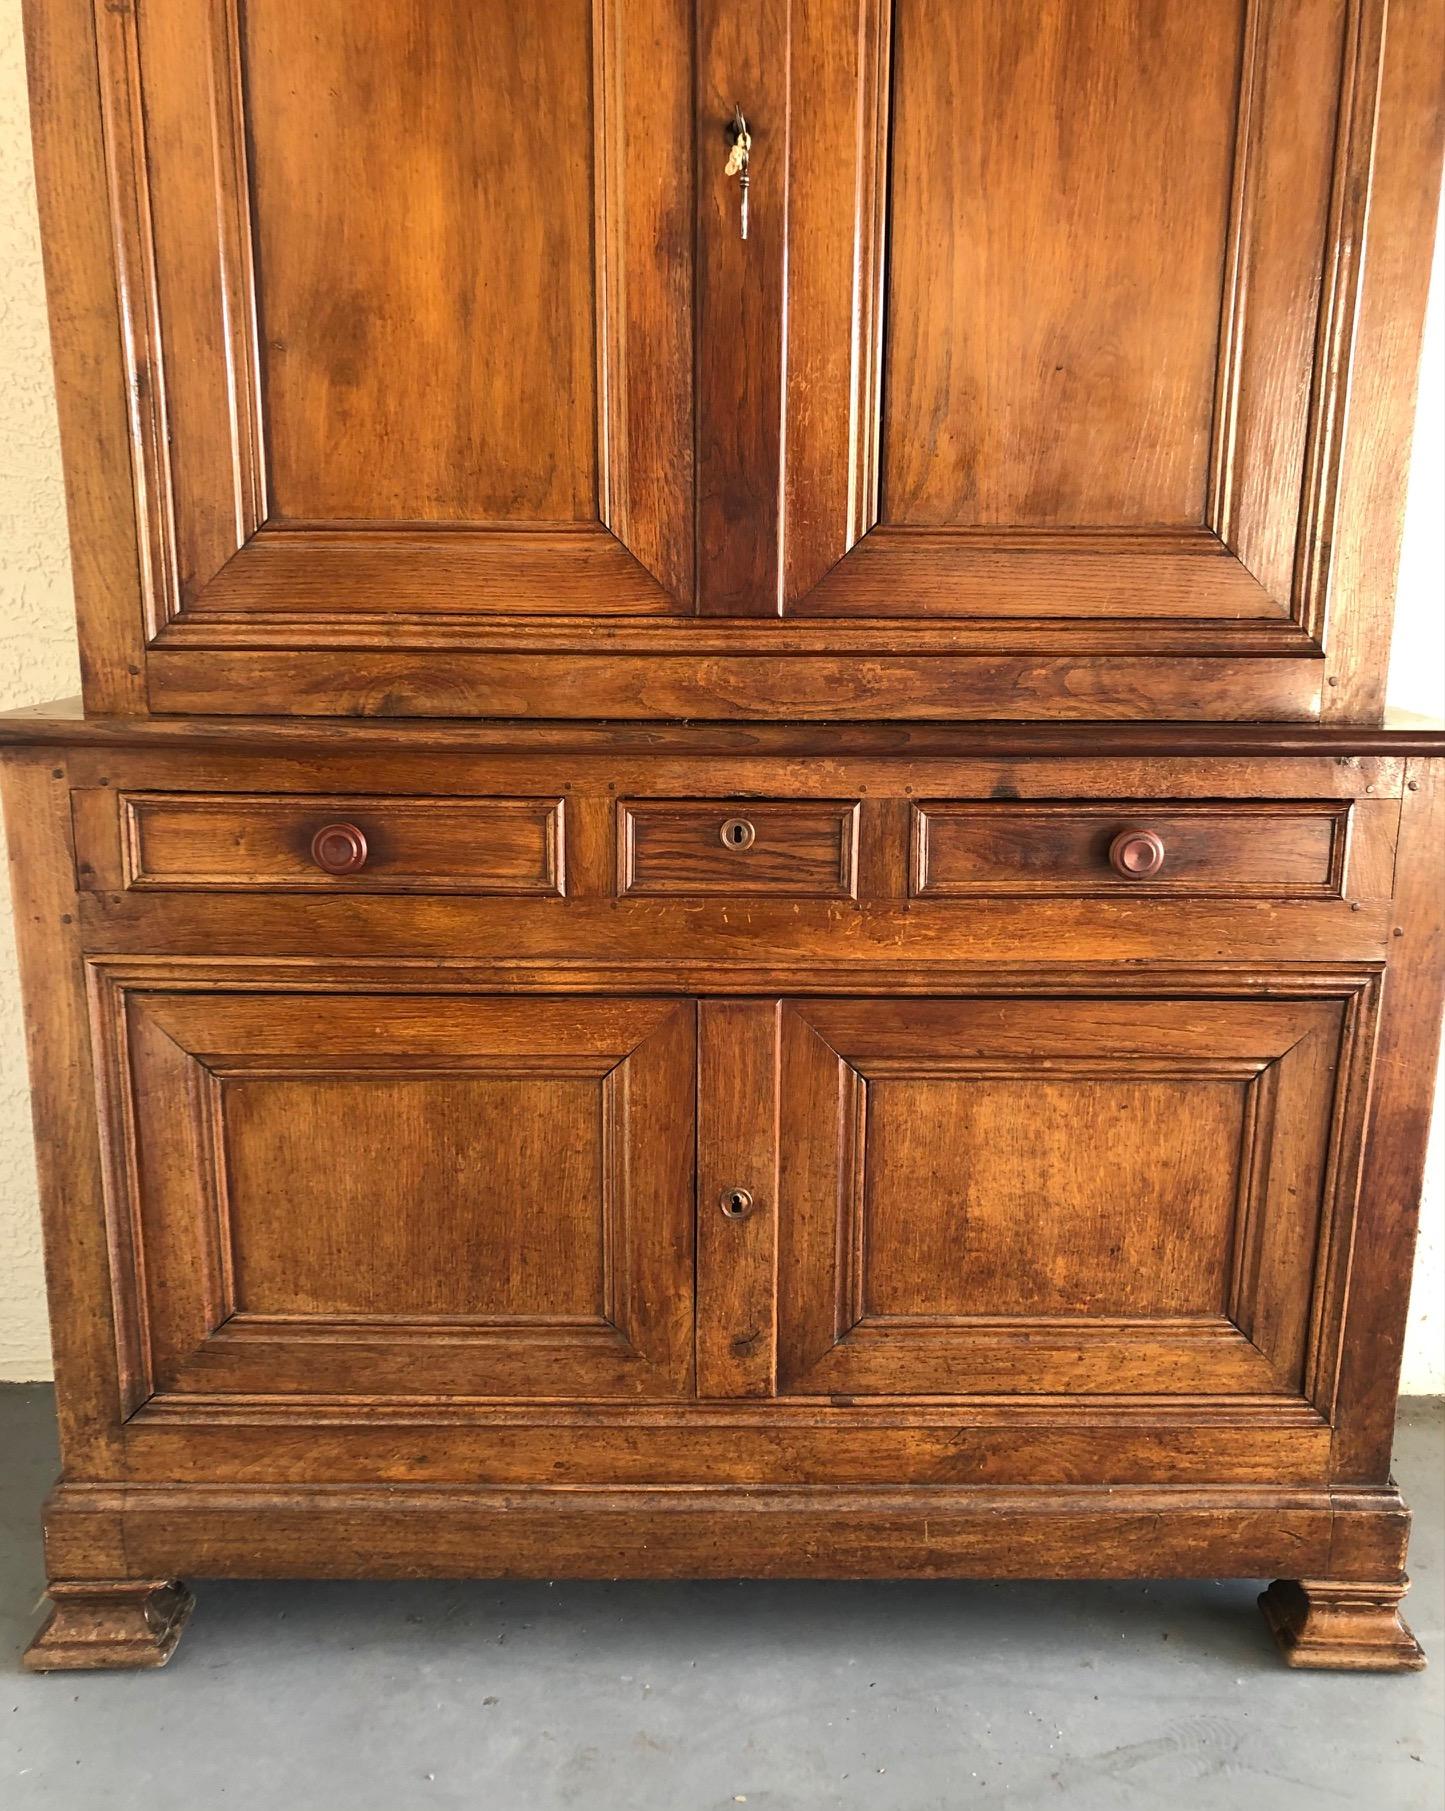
[{"xmin": 1, "ymin": 1388, "xmax": 1441, "ymax": 1811}]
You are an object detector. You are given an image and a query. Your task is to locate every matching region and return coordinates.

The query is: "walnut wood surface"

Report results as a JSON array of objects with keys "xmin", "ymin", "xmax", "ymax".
[
  {"xmin": 23, "ymin": 1580, "xmax": 194, "ymax": 1672},
  {"xmin": 1259, "ymin": 1577, "xmax": 1426, "ymax": 1671}
]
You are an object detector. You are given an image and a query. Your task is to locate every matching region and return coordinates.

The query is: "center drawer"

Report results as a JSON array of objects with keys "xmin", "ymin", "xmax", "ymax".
[{"xmin": 618, "ymin": 800, "xmax": 860, "ymax": 897}]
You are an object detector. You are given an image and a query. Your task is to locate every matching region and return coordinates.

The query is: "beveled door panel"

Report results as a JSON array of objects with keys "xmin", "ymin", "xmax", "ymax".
[
  {"xmin": 93, "ymin": 981, "xmax": 696, "ymax": 1400},
  {"xmin": 104, "ymin": 0, "xmax": 694, "ymax": 626},
  {"xmin": 773, "ymin": 993, "xmax": 1371, "ymax": 1399},
  {"xmin": 779, "ymin": 0, "xmax": 1380, "ymax": 651}
]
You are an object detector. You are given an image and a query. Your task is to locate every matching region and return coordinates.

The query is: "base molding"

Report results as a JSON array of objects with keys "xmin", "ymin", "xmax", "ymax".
[
  {"xmin": 23, "ymin": 1579, "xmax": 195, "ymax": 1672},
  {"xmin": 41, "ymin": 1479, "xmax": 1410, "ymax": 1584},
  {"xmin": 1259, "ymin": 1577, "xmax": 1426, "ymax": 1672}
]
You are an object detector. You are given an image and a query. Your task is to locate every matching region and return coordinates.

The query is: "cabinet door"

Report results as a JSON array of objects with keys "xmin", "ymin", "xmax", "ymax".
[
  {"xmin": 740, "ymin": 2, "xmax": 1386, "ymax": 663},
  {"xmin": 102, "ymin": 1, "xmax": 693, "ymax": 626},
  {"xmin": 773, "ymin": 995, "xmax": 1361, "ymax": 1399},
  {"xmin": 96, "ymin": 986, "xmax": 695, "ymax": 1401}
]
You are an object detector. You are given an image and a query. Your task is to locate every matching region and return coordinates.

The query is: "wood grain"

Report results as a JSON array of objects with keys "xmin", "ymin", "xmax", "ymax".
[
  {"xmin": 912, "ymin": 801, "xmax": 1353, "ymax": 898},
  {"xmin": 144, "ymin": 649, "xmax": 1325, "ymax": 722},
  {"xmin": 108, "ymin": 793, "xmax": 564, "ymax": 896},
  {"xmin": 620, "ymin": 800, "xmax": 859, "ymax": 897},
  {"xmin": 696, "ymin": 1001, "xmax": 780, "ymax": 1397},
  {"xmin": 883, "ymin": 0, "xmax": 1241, "ymax": 530}
]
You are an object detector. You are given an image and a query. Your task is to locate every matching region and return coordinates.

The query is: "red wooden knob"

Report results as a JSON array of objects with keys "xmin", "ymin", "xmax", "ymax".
[
  {"xmin": 310, "ymin": 822, "xmax": 369, "ymax": 875},
  {"xmin": 1108, "ymin": 828, "xmax": 1166, "ymax": 880}
]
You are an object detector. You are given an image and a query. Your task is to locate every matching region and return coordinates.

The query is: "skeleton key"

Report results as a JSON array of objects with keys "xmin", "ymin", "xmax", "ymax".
[{"xmin": 726, "ymin": 109, "xmax": 751, "ymax": 240}]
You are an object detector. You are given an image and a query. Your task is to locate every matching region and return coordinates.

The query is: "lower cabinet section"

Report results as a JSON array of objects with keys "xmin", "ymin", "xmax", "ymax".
[
  {"xmin": 94, "ymin": 973, "xmax": 1370, "ymax": 1424},
  {"xmin": 5, "ymin": 731, "xmax": 1440, "ymax": 1669}
]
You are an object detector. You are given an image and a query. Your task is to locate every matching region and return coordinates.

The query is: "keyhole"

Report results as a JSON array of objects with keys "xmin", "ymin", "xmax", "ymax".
[
  {"xmin": 720, "ymin": 817, "xmax": 756, "ymax": 851},
  {"xmin": 719, "ymin": 1187, "xmax": 755, "ymax": 1219}
]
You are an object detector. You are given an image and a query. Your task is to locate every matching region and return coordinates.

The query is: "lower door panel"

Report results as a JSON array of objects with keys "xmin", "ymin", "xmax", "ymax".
[
  {"xmin": 770, "ymin": 994, "xmax": 1363, "ymax": 1403},
  {"xmin": 95, "ymin": 983, "xmax": 697, "ymax": 1402}
]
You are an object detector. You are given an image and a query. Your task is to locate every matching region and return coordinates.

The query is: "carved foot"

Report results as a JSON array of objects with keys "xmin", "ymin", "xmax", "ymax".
[
  {"xmin": 24, "ymin": 1579, "xmax": 195, "ymax": 1672},
  {"xmin": 1260, "ymin": 1577, "xmax": 1425, "ymax": 1672}
]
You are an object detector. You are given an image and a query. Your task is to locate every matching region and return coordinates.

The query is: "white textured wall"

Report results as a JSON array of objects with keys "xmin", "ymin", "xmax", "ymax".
[
  {"xmin": 0, "ymin": 0, "xmax": 1440, "ymax": 1387},
  {"xmin": 0, "ymin": 0, "xmax": 80, "ymax": 1382},
  {"xmin": 1388, "ymin": 220, "xmax": 1445, "ymax": 1397}
]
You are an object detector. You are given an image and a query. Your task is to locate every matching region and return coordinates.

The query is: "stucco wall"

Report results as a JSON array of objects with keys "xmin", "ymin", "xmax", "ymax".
[
  {"xmin": 0, "ymin": 0, "xmax": 1440, "ymax": 1387},
  {"xmin": 0, "ymin": 0, "xmax": 80, "ymax": 1380}
]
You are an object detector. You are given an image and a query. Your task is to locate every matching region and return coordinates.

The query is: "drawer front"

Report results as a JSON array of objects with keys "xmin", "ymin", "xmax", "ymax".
[
  {"xmin": 912, "ymin": 801, "xmax": 1352, "ymax": 898},
  {"xmin": 619, "ymin": 800, "xmax": 859, "ymax": 897},
  {"xmin": 103, "ymin": 794, "xmax": 564, "ymax": 894}
]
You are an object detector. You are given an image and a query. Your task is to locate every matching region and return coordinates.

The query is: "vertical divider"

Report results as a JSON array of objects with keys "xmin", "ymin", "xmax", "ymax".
[
  {"xmin": 695, "ymin": 1, "xmax": 791, "ymax": 613},
  {"xmin": 696, "ymin": 999, "xmax": 781, "ymax": 1396}
]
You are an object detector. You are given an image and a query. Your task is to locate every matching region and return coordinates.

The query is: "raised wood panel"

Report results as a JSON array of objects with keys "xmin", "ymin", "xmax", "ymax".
[
  {"xmin": 788, "ymin": 0, "xmax": 1387, "ymax": 652},
  {"xmin": 98, "ymin": 0, "xmax": 694, "ymax": 625},
  {"xmin": 883, "ymin": 0, "xmax": 1242, "ymax": 531},
  {"xmin": 93, "ymin": 983, "xmax": 696, "ymax": 1400},
  {"xmin": 225, "ymin": 1074, "xmax": 605, "ymax": 1318},
  {"xmin": 861, "ymin": 1074, "xmax": 1249, "ymax": 1317},
  {"xmin": 242, "ymin": 0, "xmax": 597, "ymax": 526},
  {"xmin": 775, "ymin": 993, "xmax": 1367, "ymax": 1400}
]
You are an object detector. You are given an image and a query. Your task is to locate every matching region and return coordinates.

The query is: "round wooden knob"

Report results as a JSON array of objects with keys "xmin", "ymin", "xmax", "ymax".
[
  {"xmin": 1108, "ymin": 828, "xmax": 1166, "ymax": 880},
  {"xmin": 310, "ymin": 822, "xmax": 369, "ymax": 875},
  {"xmin": 719, "ymin": 816, "xmax": 757, "ymax": 851}
]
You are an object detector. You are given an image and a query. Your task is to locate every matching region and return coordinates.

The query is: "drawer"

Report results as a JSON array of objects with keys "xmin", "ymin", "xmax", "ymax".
[
  {"xmin": 618, "ymin": 800, "xmax": 859, "ymax": 897},
  {"xmin": 911, "ymin": 801, "xmax": 1354, "ymax": 898},
  {"xmin": 83, "ymin": 793, "xmax": 565, "ymax": 894}
]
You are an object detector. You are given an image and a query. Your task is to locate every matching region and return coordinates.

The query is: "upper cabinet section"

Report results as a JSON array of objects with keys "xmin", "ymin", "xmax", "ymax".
[{"xmin": 25, "ymin": 0, "xmax": 1444, "ymax": 719}]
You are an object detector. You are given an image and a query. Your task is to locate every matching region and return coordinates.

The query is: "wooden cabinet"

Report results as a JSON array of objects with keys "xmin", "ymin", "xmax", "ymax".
[
  {"xmin": 8, "ymin": 0, "xmax": 1445, "ymax": 1678},
  {"xmin": 26, "ymin": 0, "xmax": 1444, "ymax": 719}
]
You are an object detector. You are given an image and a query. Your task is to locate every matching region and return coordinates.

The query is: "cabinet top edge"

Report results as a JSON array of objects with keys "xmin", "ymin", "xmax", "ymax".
[{"xmin": 2, "ymin": 702, "xmax": 1444, "ymax": 759}]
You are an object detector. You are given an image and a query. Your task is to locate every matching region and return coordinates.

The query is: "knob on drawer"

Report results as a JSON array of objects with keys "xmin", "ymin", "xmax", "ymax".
[
  {"xmin": 310, "ymin": 822, "xmax": 369, "ymax": 875},
  {"xmin": 1108, "ymin": 828, "xmax": 1166, "ymax": 879}
]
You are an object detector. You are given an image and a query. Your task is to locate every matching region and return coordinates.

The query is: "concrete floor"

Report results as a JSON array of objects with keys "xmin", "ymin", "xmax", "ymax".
[{"xmin": 1, "ymin": 1389, "xmax": 1441, "ymax": 1811}]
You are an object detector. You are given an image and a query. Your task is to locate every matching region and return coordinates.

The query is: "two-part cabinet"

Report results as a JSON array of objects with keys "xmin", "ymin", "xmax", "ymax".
[{"xmin": 6, "ymin": 0, "xmax": 1444, "ymax": 1671}]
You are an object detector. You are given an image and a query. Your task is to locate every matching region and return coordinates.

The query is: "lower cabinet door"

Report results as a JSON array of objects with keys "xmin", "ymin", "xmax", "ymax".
[
  {"xmin": 104, "ymin": 989, "xmax": 696, "ymax": 1400},
  {"xmin": 774, "ymin": 995, "xmax": 1359, "ymax": 1400}
]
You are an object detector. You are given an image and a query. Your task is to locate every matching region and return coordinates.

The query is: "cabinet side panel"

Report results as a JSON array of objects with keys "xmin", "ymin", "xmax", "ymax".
[
  {"xmin": 0, "ymin": 754, "xmax": 125, "ymax": 1466},
  {"xmin": 20, "ymin": 0, "xmax": 147, "ymax": 713},
  {"xmin": 1330, "ymin": 757, "xmax": 1445, "ymax": 1475},
  {"xmin": 1320, "ymin": 0, "xmax": 1445, "ymax": 721}
]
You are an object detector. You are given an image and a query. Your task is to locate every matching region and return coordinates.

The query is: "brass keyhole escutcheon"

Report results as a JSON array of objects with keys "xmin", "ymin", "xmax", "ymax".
[
  {"xmin": 720, "ymin": 816, "xmax": 757, "ymax": 851},
  {"xmin": 719, "ymin": 1186, "xmax": 755, "ymax": 1220}
]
